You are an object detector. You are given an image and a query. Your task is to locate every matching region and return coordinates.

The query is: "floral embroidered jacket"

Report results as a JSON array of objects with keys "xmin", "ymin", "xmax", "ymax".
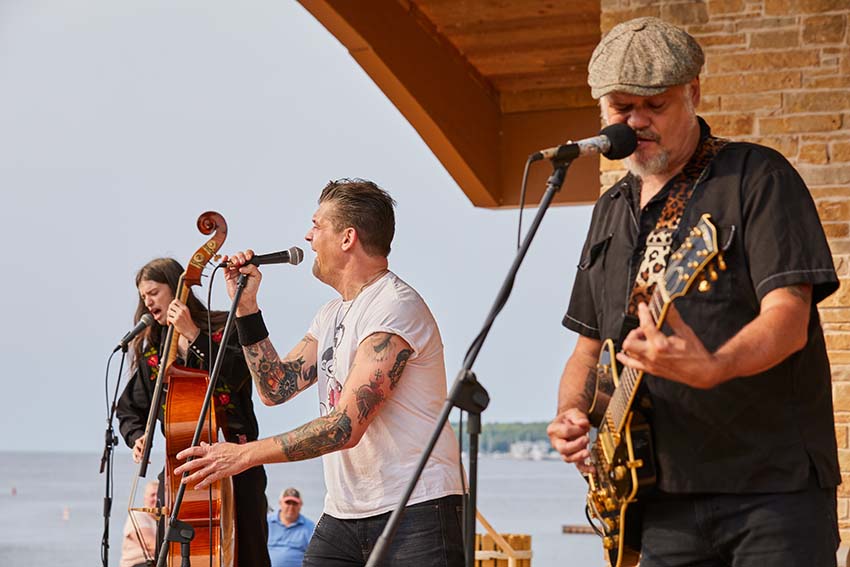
[{"xmin": 116, "ymin": 326, "xmax": 260, "ymax": 449}]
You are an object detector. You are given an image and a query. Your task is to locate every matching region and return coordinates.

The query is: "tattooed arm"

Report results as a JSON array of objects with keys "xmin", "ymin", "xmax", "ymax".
[
  {"xmin": 547, "ymin": 335, "xmax": 603, "ymax": 472},
  {"xmin": 269, "ymin": 331, "xmax": 412, "ymax": 459},
  {"xmin": 555, "ymin": 335, "xmax": 605, "ymax": 416},
  {"xmin": 243, "ymin": 335, "xmax": 319, "ymax": 406},
  {"xmin": 174, "ymin": 332, "xmax": 414, "ymax": 488}
]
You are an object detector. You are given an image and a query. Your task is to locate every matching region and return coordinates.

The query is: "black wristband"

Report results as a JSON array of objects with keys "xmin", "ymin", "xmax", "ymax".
[{"xmin": 235, "ymin": 311, "xmax": 269, "ymax": 346}]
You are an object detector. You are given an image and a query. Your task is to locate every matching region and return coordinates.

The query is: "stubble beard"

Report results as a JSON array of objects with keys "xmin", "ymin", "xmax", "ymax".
[{"xmin": 312, "ymin": 259, "xmax": 324, "ymax": 282}]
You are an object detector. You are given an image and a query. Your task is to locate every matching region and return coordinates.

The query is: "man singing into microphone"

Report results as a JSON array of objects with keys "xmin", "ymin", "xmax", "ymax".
[
  {"xmin": 175, "ymin": 179, "xmax": 465, "ymax": 566},
  {"xmin": 547, "ymin": 17, "xmax": 840, "ymax": 566},
  {"xmin": 116, "ymin": 257, "xmax": 271, "ymax": 567}
]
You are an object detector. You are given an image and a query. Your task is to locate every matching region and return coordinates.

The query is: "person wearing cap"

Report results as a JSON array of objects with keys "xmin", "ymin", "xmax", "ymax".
[
  {"xmin": 172, "ymin": 179, "xmax": 464, "ymax": 566},
  {"xmin": 548, "ymin": 16, "xmax": 840, "ymax": 567},
  {"xmin": 267, "ymin": 487, "xmax": 315, "ymax": 567}
]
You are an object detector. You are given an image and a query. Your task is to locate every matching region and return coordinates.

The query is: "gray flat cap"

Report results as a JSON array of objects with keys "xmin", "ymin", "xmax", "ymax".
[{"xmin": 588, "ymin": 17, "xmax": 704, "ymax": 99}]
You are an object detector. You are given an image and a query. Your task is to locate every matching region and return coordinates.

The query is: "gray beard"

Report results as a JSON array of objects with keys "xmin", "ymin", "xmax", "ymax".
[{"xmin": 625, "ymin": 150, "xmax": 670, "ymax": 178}]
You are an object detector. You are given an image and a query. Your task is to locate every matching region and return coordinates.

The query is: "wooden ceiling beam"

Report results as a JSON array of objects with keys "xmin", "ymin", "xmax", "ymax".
[
  {"xmin": 299, "ymin": 0, "xmax": 602, "ymax": 208},
  {"xmin": 414, "ymin": 0, "xmax": 597, "ymax": 24},
  {"xmin": 300, "ymin": 0, "xmax": 502, "ymax": 207}
]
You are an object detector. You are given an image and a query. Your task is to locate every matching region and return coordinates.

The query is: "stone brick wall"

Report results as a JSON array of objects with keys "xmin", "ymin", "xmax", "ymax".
[{"xmin": 599, "ymin": 0, "xmax": 850, "ymax": 542}]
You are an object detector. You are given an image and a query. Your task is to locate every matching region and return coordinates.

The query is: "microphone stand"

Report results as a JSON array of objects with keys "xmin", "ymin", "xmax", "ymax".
[
  {"xmin": 366, "ymin": 156, "xmax": 575, "ymax": 566},
  {"xmin": 155, "ymin": 274, "xmax": 248, "ymax": 567},
  {"xmin": 100, "ymin": 348, "xmax": 127, "ymax": 567}
]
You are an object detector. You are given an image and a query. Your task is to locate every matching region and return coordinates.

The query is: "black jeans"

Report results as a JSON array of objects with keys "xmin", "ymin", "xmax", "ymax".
[
  {"xmin": 303, "ymin": 494, "xmax": 464, "ymax": 567},
  {"xmin": 640, "ymin": 473, "xmax": 839, "ymax": 567}
]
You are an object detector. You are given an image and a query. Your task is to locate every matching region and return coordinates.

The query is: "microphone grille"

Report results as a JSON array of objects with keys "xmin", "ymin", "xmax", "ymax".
[
  {"xmin": 140, "ymin": 313, "xmax": 155, "ymax": 327},
  {"xmin": 288, "ymin": 246, "xmax": 304, "ymax": 266},
  {"xmin": 599, "ymin": 123, "xmax": 638, "ymax": 160}
]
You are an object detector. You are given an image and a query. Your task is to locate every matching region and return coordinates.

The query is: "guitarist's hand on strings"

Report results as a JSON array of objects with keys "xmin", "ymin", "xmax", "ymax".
[
  {"xmin": 617, "ymin": 302, "xmax": 718, "ymax": 389},
  {"xmin": 547, "ymin": 408, "xmax": 593, "ymax": 474}
]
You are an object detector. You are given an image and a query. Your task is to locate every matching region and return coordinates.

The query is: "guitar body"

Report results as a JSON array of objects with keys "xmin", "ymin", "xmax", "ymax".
[
  {"xmin": 586, "ymin": 340, "xmax": 656, "ymax": 567},
  {"xmin": 582, "ymin": 214, "xmax": 722, "ymax": 567}
]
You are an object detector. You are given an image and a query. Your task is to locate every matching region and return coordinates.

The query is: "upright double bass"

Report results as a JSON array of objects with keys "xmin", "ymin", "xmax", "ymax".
[{"xmin": 129, "ymin": 211, "xmax": 235, "ymax": 567}]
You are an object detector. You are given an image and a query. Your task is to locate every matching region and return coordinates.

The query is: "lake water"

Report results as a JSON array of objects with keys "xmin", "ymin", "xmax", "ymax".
[{"xmin": 0, "ymin": 451, "xmax": 602, "ymax": 566}]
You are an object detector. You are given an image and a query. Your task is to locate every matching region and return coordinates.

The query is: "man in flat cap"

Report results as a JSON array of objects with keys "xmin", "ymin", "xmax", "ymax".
[{"xmin": 549, "ymin": 17, "xmax": 840, "ymax": 567}]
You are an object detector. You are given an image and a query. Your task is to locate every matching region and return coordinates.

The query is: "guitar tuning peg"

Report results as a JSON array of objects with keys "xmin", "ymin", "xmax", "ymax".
[
  {"xmin": 698, "ymin": 279, "xmax": 711, "ymax": 293},
  {"xmin": 213, "ymin": 254, "xmax": 222, "ymax": 262},
  {"xmin": 709, "ymin": 267, "xmax": 719, "ymax": 281},
  {"xmin": 717, "ymin": 252, "xmax": 727, "ymax": 271}
]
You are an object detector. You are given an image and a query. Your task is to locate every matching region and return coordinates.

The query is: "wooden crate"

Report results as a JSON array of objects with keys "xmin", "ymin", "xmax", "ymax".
[{"xmin": 474, "ymin": 510, "xmax": 532, "ymax": 567}]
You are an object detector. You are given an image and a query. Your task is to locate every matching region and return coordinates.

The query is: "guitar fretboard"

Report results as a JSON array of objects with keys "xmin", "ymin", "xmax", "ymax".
[{"xmin": 603, "ymin": 288, "xmax": 666, "ymax": 435}]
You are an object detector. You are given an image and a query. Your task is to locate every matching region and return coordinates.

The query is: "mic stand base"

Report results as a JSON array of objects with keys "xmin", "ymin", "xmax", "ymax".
[
  {"xmin": 451, "ymin": 371, "xmax": 490, "ymax": 567},
  {"xmin": 100, "ymin": 350, "xmax": 127, "ymax": 567},
  {"xmin": 161, "ymin": 519, "xmax": 195, "ymax": 567}
]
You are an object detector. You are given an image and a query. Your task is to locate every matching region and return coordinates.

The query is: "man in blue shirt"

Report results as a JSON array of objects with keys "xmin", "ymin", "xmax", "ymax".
[{"xmin": 267, "ymin": 487, "xmax": 315, "ymax": 567}]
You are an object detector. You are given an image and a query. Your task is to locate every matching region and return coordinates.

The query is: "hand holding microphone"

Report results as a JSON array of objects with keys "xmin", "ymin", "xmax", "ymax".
[{"xmin": 221, "ymin": 246, "xmax": 303, "ymax": 316}]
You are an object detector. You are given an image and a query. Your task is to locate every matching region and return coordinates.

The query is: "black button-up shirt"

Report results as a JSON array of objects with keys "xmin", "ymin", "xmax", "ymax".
[{"xmin": 563, "ymin": 118, "xmax": 840, "ymax": 493}]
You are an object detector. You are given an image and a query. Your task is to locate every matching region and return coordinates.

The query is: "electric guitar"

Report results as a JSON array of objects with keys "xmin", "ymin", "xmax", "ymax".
[{"xmin": 585, "ymin": 213, "xmax": 724, "ymax": 567}]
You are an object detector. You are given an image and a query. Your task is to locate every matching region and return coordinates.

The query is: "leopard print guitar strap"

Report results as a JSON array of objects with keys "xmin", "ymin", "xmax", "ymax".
[{"xmin": 627, "ymin": 136, "xmax": 728, "ymax": 315}]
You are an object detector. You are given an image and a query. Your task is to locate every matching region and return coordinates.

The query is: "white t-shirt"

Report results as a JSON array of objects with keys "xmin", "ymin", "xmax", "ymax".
[{"xmin": 307, "ymin": 271, "xmax": 463, "ymax": 518}]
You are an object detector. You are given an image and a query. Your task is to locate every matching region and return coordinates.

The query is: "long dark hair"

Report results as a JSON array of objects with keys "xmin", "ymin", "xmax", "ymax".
[{"xmin": 131, "ymin": 258, "xmax": 228, "ymax": 363}]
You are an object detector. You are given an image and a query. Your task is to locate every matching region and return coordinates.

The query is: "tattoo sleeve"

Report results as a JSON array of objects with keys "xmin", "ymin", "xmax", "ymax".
[
  {"xmin": 387, "ymin": 349, "xmax": 412, "ymax": 390},
  {"xmin": 244, "ymin": 336, "xmax": 317, "ymax": 404},
  {"xmin": 273, "ymin": 407, "xmax": 353, "ymax": 461},
  {"xmin": 364, "ymin": 333, "xmax": 412, "ymax": 390},
  {"xmin": 355, "ymin": 370, "xmax": 385, "ymax": 423}
]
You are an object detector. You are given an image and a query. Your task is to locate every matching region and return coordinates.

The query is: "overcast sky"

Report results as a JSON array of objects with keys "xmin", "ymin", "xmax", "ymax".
[{"xmin": 0, "ymin": 1, "xmax": 593, "ymax": 453}]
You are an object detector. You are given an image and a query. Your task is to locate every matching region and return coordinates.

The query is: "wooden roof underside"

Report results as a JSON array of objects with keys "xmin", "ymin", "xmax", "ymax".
[{"xmin": 299, "ymin": 0, "xmax": 602, "ymax": 207}]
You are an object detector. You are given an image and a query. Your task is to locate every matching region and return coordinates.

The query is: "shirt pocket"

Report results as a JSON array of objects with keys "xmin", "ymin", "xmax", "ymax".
[
  {"xmin": 578, "ymin": 233, "xmax": 613, "ymax": 271},
  {"xmin": 578, "ymin": 233, "xmax": 613, "ymax": 330}
]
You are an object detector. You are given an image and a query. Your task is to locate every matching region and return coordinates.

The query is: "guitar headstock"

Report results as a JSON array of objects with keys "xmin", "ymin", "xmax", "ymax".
[{"xmin": 661, "ymin": 214, "xmax": 723, "ymax": 301}]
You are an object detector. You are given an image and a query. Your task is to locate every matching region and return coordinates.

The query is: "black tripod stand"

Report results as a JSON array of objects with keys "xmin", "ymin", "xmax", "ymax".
[{"xmin": 99, "ymin": 349, "xmax": 128, "ymax": 566}]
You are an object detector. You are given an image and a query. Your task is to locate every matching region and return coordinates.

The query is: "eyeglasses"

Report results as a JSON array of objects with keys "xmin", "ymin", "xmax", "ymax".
[{"xmin": 283, "ymin": 500, "xmax": 300, "ymax": 506}]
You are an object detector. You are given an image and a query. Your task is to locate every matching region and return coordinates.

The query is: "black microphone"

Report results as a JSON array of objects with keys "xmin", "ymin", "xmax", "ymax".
[
  {"xmin": 220, "ymin": 246, "xmax": 304, "ymax": 268},
  {"xmin": 530, "ymin": 123, "xmax": 638, "ymax": 162},
  {"xmin": 113, "ymin": 313, "xmax": 154, "ymax": 353}
]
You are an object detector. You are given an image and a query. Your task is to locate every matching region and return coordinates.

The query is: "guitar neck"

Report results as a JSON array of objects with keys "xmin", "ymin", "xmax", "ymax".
[{"xmin": 604, "ymin": 289, "xmax": 669, "ymax": 435}]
